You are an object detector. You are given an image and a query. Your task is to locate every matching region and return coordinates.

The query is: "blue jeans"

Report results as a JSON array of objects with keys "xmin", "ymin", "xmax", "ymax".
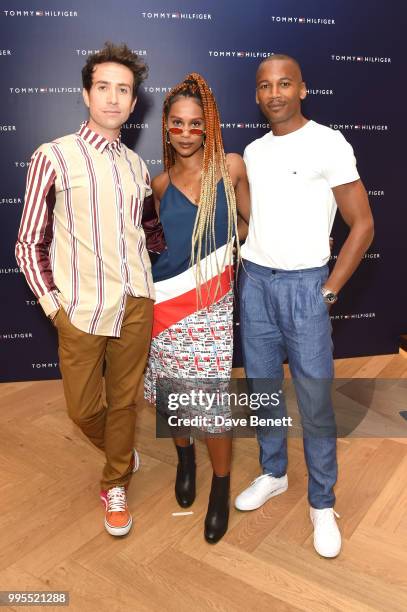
[{"xmin": 239, "ymin": 259, "xmax": 337, "ymax": 509}]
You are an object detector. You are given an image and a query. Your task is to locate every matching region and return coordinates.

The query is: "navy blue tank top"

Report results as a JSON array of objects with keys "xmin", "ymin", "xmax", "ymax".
[{"xmin": 152, "ymin": 179, "xmax": 229, "ymax": 283}]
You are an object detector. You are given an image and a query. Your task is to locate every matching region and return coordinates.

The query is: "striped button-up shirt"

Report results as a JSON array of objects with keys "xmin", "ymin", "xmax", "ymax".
[{"xmin": 16, "ymin": 122, "xmax": 155, "ymax": 336}]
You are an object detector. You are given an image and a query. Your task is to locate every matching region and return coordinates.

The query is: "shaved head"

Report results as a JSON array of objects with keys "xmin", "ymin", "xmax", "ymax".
[
  {"xmin": 257, "ymin": 54, "xmax": 303, "ymax": 82},
  {"xmin": 255, "ymin": 53, "xmax": 307, "ymax": 135}
]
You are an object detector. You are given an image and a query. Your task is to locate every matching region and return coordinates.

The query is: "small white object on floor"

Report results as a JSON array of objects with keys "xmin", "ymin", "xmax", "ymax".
[{"xmin": 172, "ymin": 511, "xmax": 194, "ymax": 516}]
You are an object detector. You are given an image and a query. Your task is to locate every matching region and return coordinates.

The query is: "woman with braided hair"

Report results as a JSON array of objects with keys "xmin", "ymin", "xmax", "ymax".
[{"xmin": 144, "ymin": 73, "xmax": 250, "ymax": 543}]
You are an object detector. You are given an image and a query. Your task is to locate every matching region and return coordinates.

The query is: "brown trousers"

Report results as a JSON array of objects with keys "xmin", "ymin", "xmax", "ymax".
[{"xmin": 55, "ymin": 296, "xmax": 153, "ymax": 490}]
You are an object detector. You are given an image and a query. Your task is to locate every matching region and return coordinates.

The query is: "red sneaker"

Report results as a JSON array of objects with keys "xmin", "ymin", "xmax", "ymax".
[{"xmin": 104, "ymin": 486, "xmax": 132, "ymax": 536}]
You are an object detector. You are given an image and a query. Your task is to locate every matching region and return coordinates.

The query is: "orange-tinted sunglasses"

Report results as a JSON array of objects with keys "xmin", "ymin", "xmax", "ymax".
[{"xmin": 168, "ymin": 127, "xmax": 205, "ymax": 136}]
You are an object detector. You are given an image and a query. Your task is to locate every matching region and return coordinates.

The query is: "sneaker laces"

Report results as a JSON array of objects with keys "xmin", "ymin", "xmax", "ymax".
[
  {"xmin": 313, "ymin": 508, "xmax": 340, "ymax": 529},
  {"xmin": 250, "ymin": 473, "xmax": 277, "ymax": 486},
  {"xmin": 107, "ymin": 486, "xmax": 127, "ymax": 513}
]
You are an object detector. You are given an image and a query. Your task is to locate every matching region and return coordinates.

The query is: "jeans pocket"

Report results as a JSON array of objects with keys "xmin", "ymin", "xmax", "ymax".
[{"xmin": 295, "ymin": 276, "xmax": 327, "ymax": 320}]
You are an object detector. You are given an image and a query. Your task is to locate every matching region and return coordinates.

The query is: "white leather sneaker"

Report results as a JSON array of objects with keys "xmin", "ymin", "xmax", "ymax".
[
  {"xmin": 310, "ymin": 507, "xmax": 341, "ymax": 558},
  {"xmin": 234, "ymin": 473, "xmax": 288, "ymax": 511}
]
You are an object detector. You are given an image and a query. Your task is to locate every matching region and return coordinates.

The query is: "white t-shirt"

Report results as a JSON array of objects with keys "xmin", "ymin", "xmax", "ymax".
[{"xmin": 241, "ymin": 120, "xmax": 360, "ymax": 270}]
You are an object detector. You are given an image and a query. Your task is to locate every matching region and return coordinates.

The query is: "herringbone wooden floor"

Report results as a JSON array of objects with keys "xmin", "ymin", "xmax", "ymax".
[{"xmin": 1, "ymin": 353, "xmax": 407, "ymax": 611}]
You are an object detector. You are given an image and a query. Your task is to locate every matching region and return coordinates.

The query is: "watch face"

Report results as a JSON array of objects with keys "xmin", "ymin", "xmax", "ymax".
[{"xmin": 321, "ymin": 288, "xmax": 337, "ymax": 303}]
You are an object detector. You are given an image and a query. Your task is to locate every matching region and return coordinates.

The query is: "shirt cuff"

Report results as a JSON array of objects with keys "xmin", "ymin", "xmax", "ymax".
[{"xmin": 39, "ymin": 289, "xmax": 61, "ymax": 316}]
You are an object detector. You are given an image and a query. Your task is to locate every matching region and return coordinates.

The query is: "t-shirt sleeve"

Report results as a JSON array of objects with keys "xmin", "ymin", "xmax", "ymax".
[
  {"xmin": 243, "ymin": 144, "xmax": 251, "ymax": 164},
  {"xmin": 322, "ymin": 130, "xmax": 360, "ymax": 188},
  {"xmin": 243, "ymin": 145, "xmax": 252, "ymax": 178}
]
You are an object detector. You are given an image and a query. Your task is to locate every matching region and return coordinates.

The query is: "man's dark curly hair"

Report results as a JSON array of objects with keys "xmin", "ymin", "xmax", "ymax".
[{"xmin": 82, "ymin": 42, "xmax": 148, "ymax": 99}]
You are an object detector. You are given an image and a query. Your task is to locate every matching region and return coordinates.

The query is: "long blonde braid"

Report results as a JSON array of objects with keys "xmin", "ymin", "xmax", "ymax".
[{"xmin": 162, "ymin": 73, "xmax": 240, "ymax": 303}]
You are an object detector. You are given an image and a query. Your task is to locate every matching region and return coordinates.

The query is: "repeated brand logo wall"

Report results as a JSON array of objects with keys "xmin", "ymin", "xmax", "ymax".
[
  {"xmin": 9, "ymin": 87, "xmax": 81, "ymax": 94},
  {"xmin": 271, "ymin": 15, "xmax": 335, "ymax": 25},
  {"xmin": 331, "ymin": 55, "xmax": 391, "ymax": 63},
  {"xmin": 141, "ymin": 11, "xmax": 211, "ymax": 20},
  {"xmin": 330, "ymin": 123, "xmax": 389, "ymax": 132},
  {"xmin": 209, "ymin": 50, "xmax": 273, "ymax": 58},
  {"xmin": 2, "ymin": 10, "xmax": 78, "ymax": 17},
  {"xmin": 75, "ymin": 49, "xmax": 147, "ymax": 56}
]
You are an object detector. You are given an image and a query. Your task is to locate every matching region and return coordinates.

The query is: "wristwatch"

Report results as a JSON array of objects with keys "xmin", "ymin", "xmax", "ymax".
[{"xmin": 321, "ymin": 287, "xmax": 338, "ymax": 304}]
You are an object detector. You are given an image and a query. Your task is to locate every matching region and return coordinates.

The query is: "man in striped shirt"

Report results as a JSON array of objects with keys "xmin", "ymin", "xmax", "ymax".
[{"xmin": 16, "ymin": 43, "xmax": 157, "ymax": 537}]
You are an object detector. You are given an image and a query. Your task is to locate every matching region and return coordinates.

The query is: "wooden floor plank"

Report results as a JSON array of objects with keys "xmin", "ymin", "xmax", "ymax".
[{"xmin": 201, "ymin": 541, "xmax": 376, "ymax": 612}]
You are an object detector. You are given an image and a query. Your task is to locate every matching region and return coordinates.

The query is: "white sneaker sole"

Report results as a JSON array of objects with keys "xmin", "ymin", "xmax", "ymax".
[
  {"xmin": 104, "ymin": 516, "xmax": 133, "ymax": 537},
  {"xmin": 313, "ymin": 543, "xmax": 341, "ymax": 559},
  {"xmin": 235, "ymin": 481, "xmax": 288, "ymax": 511}
]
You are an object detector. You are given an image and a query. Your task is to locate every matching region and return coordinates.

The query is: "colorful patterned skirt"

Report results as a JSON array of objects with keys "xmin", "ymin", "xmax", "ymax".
[{"xmin": 144, "ymin": 289, "xmax": 234, "ymax": 435}]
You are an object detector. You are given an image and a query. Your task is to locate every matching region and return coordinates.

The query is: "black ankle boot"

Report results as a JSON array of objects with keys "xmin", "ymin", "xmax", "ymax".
[
  {"xmin": 204, "ymin": 473, "xmax": 230, "ymax": 544},
  {"xmin": 175, "ymin": 443, "xmax": 196, "ymax": 508}
]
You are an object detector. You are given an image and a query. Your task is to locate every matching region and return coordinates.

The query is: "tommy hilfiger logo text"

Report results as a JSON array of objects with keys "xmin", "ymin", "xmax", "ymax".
[
  {"xmin": 1, "ymin": 332, "xmax": 33, "ymax": 339},
  {"xmin": 307, "ymin": 89, "xmax": 334, "ymax": 95},
  {"xmin": 209, "ymin": 50, "xmax": 273, "ymax": 58},
  {"xmin": 271, "ymin": 16, "xmax": 335, "ymax": 25},
  {"xmin": 145, "ymin": 159, "xmax": 163, "ymax": 166},
  {"xmin": 143, "ymin": 86, "xmax": 172, "ymax": 93},
  {"xmin": 331, "ymin": 313, "xmax": 376, "ymax": 320},
  {"xmin": 10, "ymin": 87, "xmax": 81, "ymax": 94},
  {"xmin": 3, "ymin": 10, "xmax": 78, "ymax": 17},
  {"xmin": 331, "ymin": 55, "xmax": 391, "ymax": 63},
  {"xmin": 0, "ymin": 50, "xmax": 12, "ymax": 55},
  {"xmin": 330, "ymin": 124, "xmax": 389, "ymax": 132},
  {"xmin": 122, "ymin": 123, "xmax": 149, "ymax": 130},
  {"xmin": 220, "ymin": 123, "xmax": 269, "ymax": 129},
  {"xmin": 32, "ymin": 362, "xmax": 59, "ymax": 369},
  {"xmin": 0, "ymin": 197, "xmax": 22, "ymax": 204},
  {"xmin": 0, "ymin": 267, "xmax": 22, "ymax": 273},
  {"xmin": 0, "ymin": 125, "xmax": 16, "ymax": 131},
  {"xmin": 76, "ymin": 49, "xmax": 147, "ymax": 56},
  {"xmin": 368, "ymin": 190, "xmax": 385, "ymax": 196},
  {"xmin": 141, "ymin": 12, "xmax": 211, "ymax": 20},
  {"xmin": 331, "ymin": 253, "xmax": 380, "ymax": 261}
]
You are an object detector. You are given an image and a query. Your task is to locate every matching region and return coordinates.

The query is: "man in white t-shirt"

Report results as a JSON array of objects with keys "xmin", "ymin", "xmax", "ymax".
[{"xmin": 235, "ymin": 54, "xmax": 374, "ymax": 558}]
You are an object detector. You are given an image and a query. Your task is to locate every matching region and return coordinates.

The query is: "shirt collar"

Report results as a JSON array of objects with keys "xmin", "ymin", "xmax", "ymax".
[{"xmin": 77, "ymin": 121, "xmax": 122, "ymax": 155}]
